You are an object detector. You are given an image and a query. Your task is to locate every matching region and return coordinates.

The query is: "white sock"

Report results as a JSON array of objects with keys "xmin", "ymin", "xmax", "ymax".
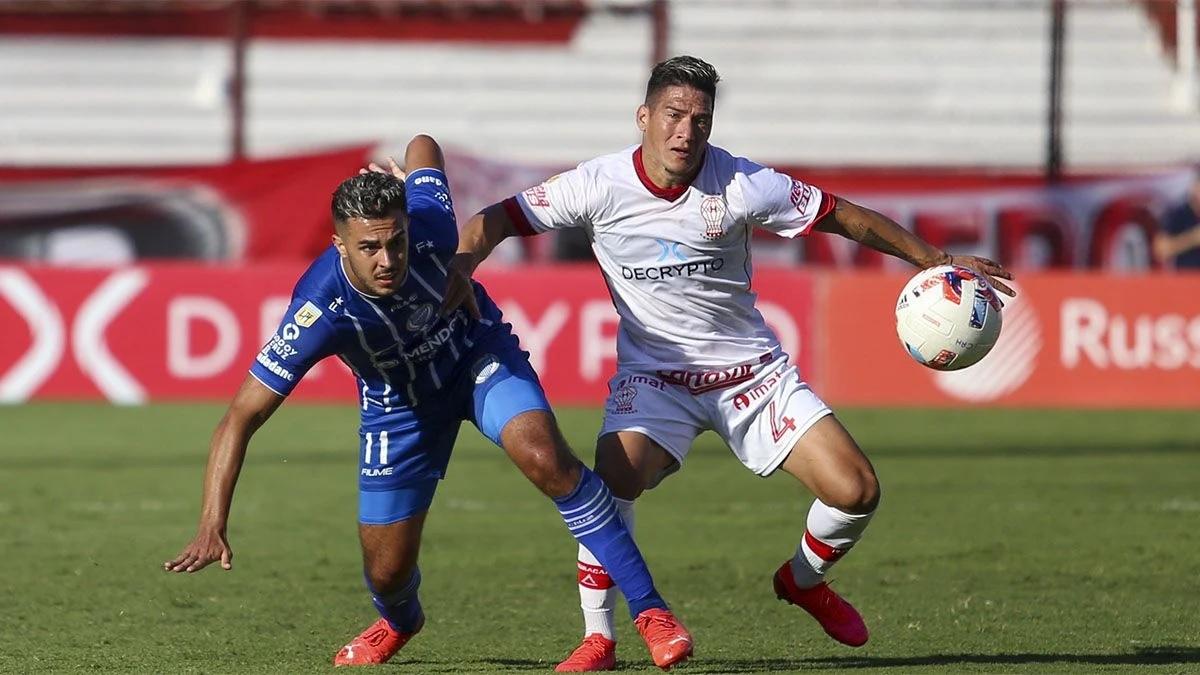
[
  {"xmin": 789, "ymin": 499, "xmax": 875, "ymax": 589},
  {"xmin": 578, "ymin": 497, "xmax": 635, "ymax": 640}
]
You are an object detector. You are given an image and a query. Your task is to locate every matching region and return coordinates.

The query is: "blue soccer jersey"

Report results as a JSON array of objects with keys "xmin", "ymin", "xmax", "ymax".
[{"xmin": 250, "ymin": 168, "xmax": 547, "ymax": 494}]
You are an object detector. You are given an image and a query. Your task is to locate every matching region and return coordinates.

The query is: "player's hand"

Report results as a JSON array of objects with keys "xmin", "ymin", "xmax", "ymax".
[
  {"xmin": 164, "ymin": 527, "xmax": 233, "ymax": 573},
  {"xmin": 944, "ymin": 254, "xmax": 1016, "ymax": 297},
  {"xmin": 359, "ymin": 156, "xmax": 406, "ymax": 182},
  {"xmin": 440, "ymin": 253, "xmax": 482, "ymax": 320}
]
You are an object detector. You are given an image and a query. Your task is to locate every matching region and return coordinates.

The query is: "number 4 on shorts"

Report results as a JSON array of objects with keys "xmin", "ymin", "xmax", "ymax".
[{"xmin": 769, "ymin": 401, "xmax": 796, "ymax": 443}]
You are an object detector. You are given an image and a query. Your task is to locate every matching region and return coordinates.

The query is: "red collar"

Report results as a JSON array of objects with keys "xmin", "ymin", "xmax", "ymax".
[{"xmin": 633, "ymin": 146, "xmax": 698, "ymax": 201}]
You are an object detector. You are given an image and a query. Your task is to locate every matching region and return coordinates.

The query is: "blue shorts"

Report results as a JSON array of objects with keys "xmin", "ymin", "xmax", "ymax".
[
  {"xmin": 357, "ymin": 332, "xmax": 551, "ymax": 524},
  {"xmin": 359, "ymin": 477, "xmax": 439, "ymax": 525}
]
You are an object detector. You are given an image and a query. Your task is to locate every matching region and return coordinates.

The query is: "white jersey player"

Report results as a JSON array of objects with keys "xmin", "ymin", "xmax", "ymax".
[{"xmin": 442, "ymin": 56, "xmax": 1015, "ymax": 672}]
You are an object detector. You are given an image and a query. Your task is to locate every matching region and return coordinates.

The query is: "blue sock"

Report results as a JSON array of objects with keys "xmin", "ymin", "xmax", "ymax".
[
  {"xmin": 366, "ymin": 568, "xmax": 424, "ymax": 633},
  {"xmin": 554, "ymin": 467, "xmax": 667, "ymax": 617}
]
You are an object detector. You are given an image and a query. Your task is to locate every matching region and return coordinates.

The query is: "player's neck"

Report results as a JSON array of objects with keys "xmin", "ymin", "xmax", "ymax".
[
  {"xmin": 634, "ymin": 146, "xmax": 700, "ymax": 199},
  {"xmin": 648, "ymin": 166, "xmax": 692, "ymax": 190}
]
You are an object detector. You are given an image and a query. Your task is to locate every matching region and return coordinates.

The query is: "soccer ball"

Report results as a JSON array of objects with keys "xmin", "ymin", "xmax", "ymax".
[{"xmin": 895, "ymin": 265, "xmax": 1003, "ymax": 371}]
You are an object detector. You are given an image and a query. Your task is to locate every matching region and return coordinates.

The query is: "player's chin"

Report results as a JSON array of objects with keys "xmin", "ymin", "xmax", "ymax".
[{"xmin": 669, "ymin": 155, "xmax": 702, "ymax": 175}]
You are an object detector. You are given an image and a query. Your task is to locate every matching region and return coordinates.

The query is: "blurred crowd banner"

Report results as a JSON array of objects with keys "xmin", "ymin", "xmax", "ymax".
[
  {"xmin": 0, "ymin": 146, "xmax": 1192, "ymax": 269},
  {"xmin": 1, "ymin": 264, "xmax": 1197, "ymax": 408},
  {"xmin": 0, "ymin": 146, "xmax": 370, "ymax": 264}
]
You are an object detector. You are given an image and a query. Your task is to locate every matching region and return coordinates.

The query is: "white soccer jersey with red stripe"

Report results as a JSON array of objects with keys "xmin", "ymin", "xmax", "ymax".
[{"xmin": 504, "ymin": 144, "xmax": 835, "ymax": 370}]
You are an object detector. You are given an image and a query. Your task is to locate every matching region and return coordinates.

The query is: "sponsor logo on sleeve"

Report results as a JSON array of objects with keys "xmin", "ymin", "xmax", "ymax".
[
  {"xmin": 282, "ymin": 323, "xmax": 300, "ymax": 341},
  {"xmin": 294, "ymin": 301, "xmax": 323, "ymax": 328},
  {"xmin": 255, "ymin": 352, "xmax": 295, "ymax": 381},
  {"xmin": 413, "ymin": 175, "xmax": 445, "ymax": 187},
  {"xmin": 789, "ymin": 179, "xmax": 813, "ymax": 213},
  {"xmin": 523, "ymin": 184, "xmax": 551, "ymax": 208},
  {"xmin": 263, "ymin": 334, "xmax": 298, "ymax": 360}
]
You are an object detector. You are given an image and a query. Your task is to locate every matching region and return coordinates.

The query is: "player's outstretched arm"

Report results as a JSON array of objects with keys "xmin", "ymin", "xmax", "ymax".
[
  {"xmin": 815, "ymin": 198, "xmax": 1016, "ymax": 296},
  {"xmin": 440, "ymin": 203, "xmax": 520, "ymax": 317},
  {"xmin": 163, "ymin": 375, "xmax": 284, "ymax": 573}
]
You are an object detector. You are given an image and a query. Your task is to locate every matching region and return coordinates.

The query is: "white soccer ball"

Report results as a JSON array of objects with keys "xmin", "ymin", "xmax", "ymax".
[{"xmin": 895, "ymin": 264, "xmax": 1003, "ymax": 371}]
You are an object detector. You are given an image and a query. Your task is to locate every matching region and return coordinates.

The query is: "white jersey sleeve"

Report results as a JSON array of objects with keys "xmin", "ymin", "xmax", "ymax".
[
  {"xmin": 737, "ymin": 159, "xmax": 836, "ymax": 239},
  {"xmin": 503, "ymin": 163, "xmax": 602, "ymax": 236}
]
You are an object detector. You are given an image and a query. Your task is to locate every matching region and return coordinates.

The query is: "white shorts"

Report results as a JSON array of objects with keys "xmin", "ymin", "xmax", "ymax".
[{"xmin": 599, "ymin": 354, "xmax": 832, "ymax": 480}]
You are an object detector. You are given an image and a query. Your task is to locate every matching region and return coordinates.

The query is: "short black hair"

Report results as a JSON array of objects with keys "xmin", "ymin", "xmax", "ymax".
[
  {"xmin": 645, "ymin": 55, "xmax": 720, "ymax": 104},
  {"xmin": 331, "ymin": 172, "xmax": 406, "ymax": 225}
]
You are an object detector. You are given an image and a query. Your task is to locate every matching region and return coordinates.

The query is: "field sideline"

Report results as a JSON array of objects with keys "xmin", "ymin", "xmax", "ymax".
[{"xmin": 1, "ymin": 404, "xmax": 1198, "ymax": 673}]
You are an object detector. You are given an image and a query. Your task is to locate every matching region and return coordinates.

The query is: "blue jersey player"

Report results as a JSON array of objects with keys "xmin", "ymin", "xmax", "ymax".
[{"xmin": 163, "ymin": 135, "xmax": 693, "ymax": 669}]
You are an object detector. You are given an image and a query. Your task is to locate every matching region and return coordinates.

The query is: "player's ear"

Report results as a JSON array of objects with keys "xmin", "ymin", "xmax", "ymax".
[
  {"xmin": 332, "ymin": 232, "xmax": 347, "ymax": 258},
  {"xmin": 636, "ymin": 104, "xmax": 649, "ymax": 132}
]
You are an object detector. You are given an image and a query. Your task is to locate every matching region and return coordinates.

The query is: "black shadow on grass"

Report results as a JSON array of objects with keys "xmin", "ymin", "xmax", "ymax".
[{"xmin": 676, "ymin": 646, "xmax": 1200, "ymax": 672}]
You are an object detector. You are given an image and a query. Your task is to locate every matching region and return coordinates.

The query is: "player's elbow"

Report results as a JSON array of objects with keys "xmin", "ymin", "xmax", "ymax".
[{"xmin": 405, "ymin": 134, "xmax": 444, "ymax": 172}]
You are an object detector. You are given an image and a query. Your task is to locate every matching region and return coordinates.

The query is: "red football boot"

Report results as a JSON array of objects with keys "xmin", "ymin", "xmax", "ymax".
[
  {"xmin": 633, "ymin": 608, "xmax": 693, "ymax": 671},
  {"xmin": 773, "ymin": 561, "xmax": 868, "ymax": 647},
  {"xmin": 554, "ymin": 633, "xmax": 617, "ymax": 672},
  {"xmin": 333, "ymin": 616, "xmax": 423, "ymax": 666}
]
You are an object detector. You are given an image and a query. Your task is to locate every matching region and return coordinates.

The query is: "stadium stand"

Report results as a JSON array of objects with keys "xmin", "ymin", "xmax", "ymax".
[{"xmin": 0, "ymin": 0, "xmax": 1196, "ymax": 168}]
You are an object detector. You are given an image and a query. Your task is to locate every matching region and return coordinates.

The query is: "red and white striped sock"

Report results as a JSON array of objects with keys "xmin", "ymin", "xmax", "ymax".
[
  {"xmin": 577, "ymin": 497, "xmax": 635, "ymax": 640},
  {"xmin": 789, "ymin": 500, "xmax": 875, "ymax": 589}
]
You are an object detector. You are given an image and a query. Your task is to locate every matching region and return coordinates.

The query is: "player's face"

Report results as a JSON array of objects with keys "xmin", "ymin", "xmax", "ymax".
[
  {"xmin": 637, "ymin": 85, "xmax": 713, "ymax": 183},
  {"xmin": 333, "ymin": 213, "xmax": 409, "ymax": 296}
]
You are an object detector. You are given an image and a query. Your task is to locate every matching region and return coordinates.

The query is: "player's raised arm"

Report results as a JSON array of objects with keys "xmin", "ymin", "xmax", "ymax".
[
  {"xmin": 440, "ymin": 203, "xmax": 521, "ymax": 317},
  {"xmin": 164, "ymin": 375, "xmax": 284, "ymax": 573},
  {"xmin": 404, "ymin": 133, "xmax": 445, "ymax": 173},
  {"xmin": 815, "ymin": 198, "xmax": 1016, "ymax": 296}
]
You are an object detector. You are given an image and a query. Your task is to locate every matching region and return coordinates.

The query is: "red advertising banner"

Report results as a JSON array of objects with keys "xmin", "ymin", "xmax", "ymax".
[
  {"xmin": 1, "ymin": 263, "xmax": 1195, "ymax": 408},
  {"xmin": 818, "ymin": 272, "xmax": 1200, "ymax": 408},
  {"xmin": 0, "ymin": 264, "xmax": 814, "ymax": 405}
]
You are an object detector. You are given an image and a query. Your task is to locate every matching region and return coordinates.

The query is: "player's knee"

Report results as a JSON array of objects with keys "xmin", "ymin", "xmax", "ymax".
[
  {"xmin": 364, "ymin": 559, "xmax": 417, "ymax": 596},
  {"xmin": 593, "ymin": 453, "xmax": 647, "ymax": 501},
  {"xmin": 835, "ymin": 470, "xmax": 880, "ymax": 514},
  {"xmin": 522, "ymin": 441, "xmax": 582, "ymax": 498}
]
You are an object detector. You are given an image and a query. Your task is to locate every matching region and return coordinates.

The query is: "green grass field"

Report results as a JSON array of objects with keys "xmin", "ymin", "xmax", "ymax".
[{"xmin": 1, "ymin": 404, "xmax": 1198, "ymax": 674}]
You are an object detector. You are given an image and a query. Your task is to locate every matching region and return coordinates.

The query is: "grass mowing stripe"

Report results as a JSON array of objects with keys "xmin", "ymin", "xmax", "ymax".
[{"xmin": 0, "ymin": 405, "xmax": 1196, "ymax": 673}]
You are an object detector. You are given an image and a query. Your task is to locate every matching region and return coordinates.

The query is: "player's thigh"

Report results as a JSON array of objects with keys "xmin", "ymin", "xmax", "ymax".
[
  {"xmin": 466, "ymin": 339, "xmax": 582, "ymax": 494},
  {"xmin": 718, "ymin": 360, "xmax": 834, "ymax": 476},
  {"xmin": 597, "ymin": 371, "xmax": 705, "ymax": 498},
  {"xmin": 778, "ymin": 415, "xmax": 880, "ymax": 514},
  {"xmin": 467, "ymin": 341, "xmax": 553, "ymax": 446}
]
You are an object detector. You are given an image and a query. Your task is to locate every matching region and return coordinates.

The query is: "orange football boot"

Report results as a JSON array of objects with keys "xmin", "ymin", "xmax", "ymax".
[
  {"xmin": 773, "ymin": 561, "xmax": 868, "ymax": 647},
  {"xmin": 633, "ymin": 608, "xmax": 693, "ymax": 671},
  {"xmin": 333, "ymin": 616, "xmax": 423, "ymax": 666},
  {"xmin": 555, "ymin": 633, "xmax": 617, "ymax": 672}
]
